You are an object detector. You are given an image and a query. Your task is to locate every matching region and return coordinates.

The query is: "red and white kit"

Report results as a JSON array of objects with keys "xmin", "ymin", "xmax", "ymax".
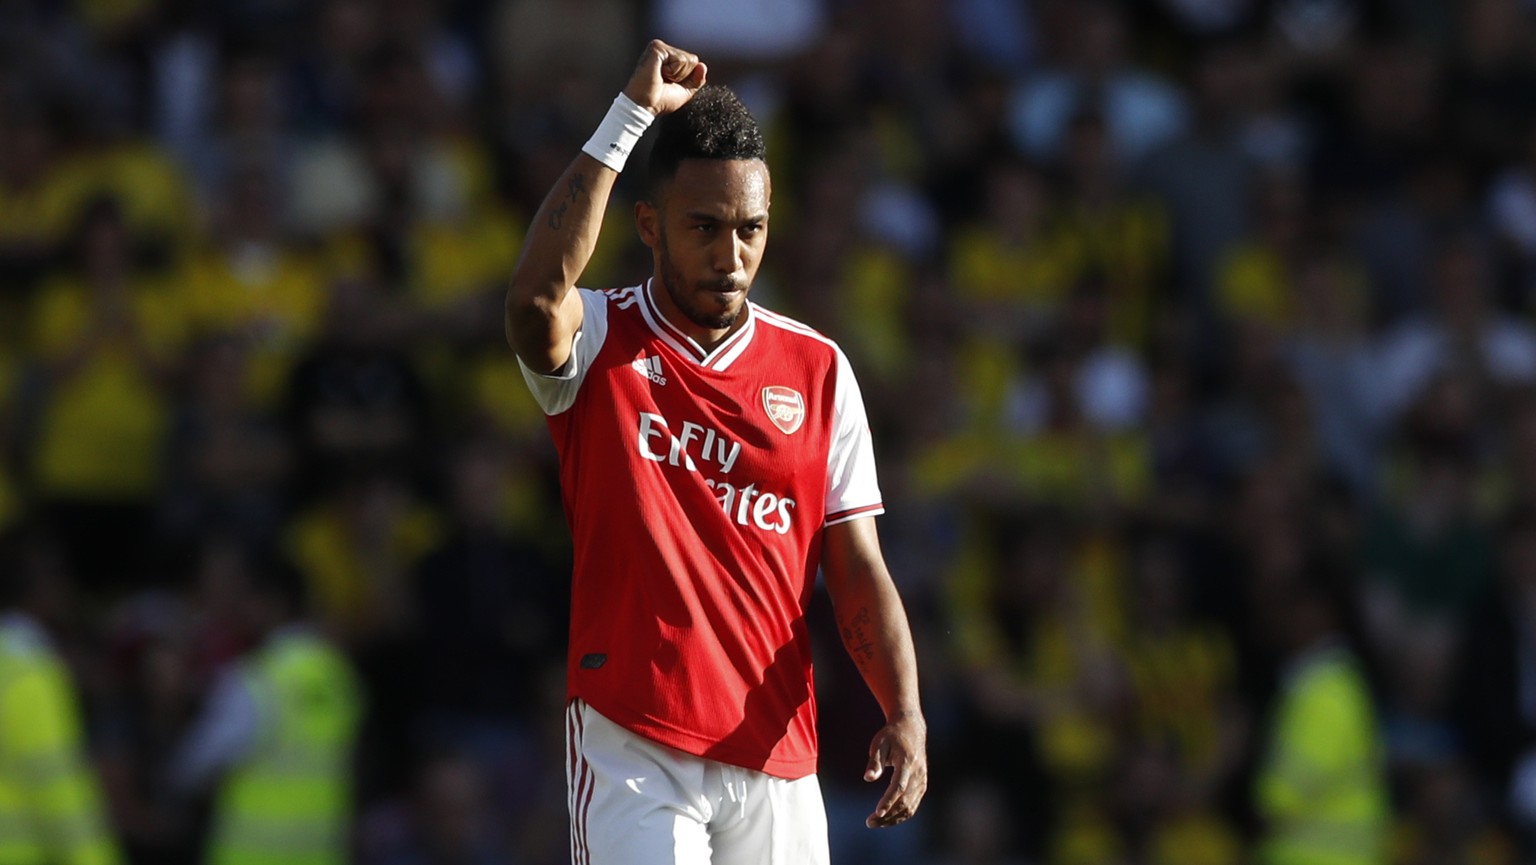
[
  {"xmin": 521, "ymin": 280, "xmax": 884, "ymax": 778},
  {"xmin": 523, "ymin": 281, "xmax": 882, "ymax": 863}
]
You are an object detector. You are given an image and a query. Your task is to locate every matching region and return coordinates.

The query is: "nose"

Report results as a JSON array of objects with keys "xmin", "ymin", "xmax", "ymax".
[{"xmin": 712, "ymin": 232, "xmax": 745, "ymax": 275}]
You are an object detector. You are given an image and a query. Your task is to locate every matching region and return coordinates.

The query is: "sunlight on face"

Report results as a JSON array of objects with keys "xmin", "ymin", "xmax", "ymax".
[{"xmin": 652, "ymin": 159, "xmax": 771, "ymax": 339}]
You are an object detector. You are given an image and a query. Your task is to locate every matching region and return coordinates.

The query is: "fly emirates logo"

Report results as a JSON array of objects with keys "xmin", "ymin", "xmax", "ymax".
[{"xmin": 636, "ymin": 412, "xmax": 796, "ymax": 534}]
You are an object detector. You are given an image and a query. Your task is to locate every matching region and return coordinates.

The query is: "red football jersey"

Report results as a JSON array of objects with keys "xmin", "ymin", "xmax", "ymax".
[{"xmin": 520, "ymin": 281, "xmax": 884, "ymax": 778}]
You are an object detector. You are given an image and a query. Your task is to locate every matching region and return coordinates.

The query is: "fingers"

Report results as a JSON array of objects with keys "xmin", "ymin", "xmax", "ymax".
[
  {"xmin": 679, "ymin": 60, "xmax": 707, "ymax": 90},
  {"xmin": 646, "ymin": 40, "xmax": 705, "ymax": 87},
  {"xmin": 867, "ymin": 782, "xmax": 905, "ymax": 827},
  {"xmin": 627, "ymin": 40, "xmax": 708, "ymax": 114},
  {"xmin": 661, "ymin": 52, "xmax": 705, "ymax": 88},
  {"xmin": 865, "ymin": 756, "xmax": 925, "ymax": 829},
  {"xmin": 863, "ymin": 735, "xmax": 927, "ymax": 828},
  {"xmin": 895, "ymin": 760, "xmax": 915, "ymax": 798}
]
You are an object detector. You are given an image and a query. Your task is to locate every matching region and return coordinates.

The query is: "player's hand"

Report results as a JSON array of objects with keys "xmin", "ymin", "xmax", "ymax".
[
  {"xmin": 863, "ymin": 712, "xmax": 928, "ymax": 828},
  {"xmin": 623, "ymin": 39, "xmax": 707, "ymax": 117}
]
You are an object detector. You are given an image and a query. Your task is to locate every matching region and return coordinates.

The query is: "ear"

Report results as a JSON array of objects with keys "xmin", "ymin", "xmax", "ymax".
[{"xmin": 635, "ymin": 199, "xmax": 661, "ymax": 249}]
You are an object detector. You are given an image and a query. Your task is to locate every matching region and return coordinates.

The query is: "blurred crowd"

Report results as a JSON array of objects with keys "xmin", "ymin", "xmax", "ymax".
[{"xmin": 3, "ymin": 0, "xmax": 1536, "ymax": 863}]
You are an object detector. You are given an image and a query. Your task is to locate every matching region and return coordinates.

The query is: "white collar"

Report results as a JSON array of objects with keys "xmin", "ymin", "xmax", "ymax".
[{"xmin": 637, "ymin": 278, "xmax": 757, "ymax": 372}]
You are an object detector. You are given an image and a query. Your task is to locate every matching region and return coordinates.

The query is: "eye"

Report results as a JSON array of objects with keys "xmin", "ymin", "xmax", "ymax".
[{"xmin": 740, "ymin": 223, "xmax": 762, "ymax": 237}]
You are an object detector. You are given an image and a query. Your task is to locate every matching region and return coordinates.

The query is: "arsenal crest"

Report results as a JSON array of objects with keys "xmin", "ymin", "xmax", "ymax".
[{"xmin": 762, "ymin": 386, "xmax": 805, "ymax": 435}]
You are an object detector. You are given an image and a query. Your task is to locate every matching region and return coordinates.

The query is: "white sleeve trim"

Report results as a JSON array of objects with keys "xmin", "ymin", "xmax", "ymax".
[
  {"xmin": 825, "ymin": 505, "xmax": 886, "ymax": 527},
  {"xmin": 824, "ymin": 347, "xmax": 883, "ymax": 524},
  {"xmin": 517, "ymin": 289, "xmax": 610, "ymax": 416}
]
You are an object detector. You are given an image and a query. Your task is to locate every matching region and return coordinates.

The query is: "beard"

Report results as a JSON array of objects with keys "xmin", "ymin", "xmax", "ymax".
[{"xmin": 658, "ymin": 232, "xmax": 747, "ymax": 331}]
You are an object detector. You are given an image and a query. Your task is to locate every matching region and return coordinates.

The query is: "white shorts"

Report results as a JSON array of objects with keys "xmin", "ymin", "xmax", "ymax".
[{"xmin": 565, "ymin": 699, "xmax": 831, "ymax": 865}]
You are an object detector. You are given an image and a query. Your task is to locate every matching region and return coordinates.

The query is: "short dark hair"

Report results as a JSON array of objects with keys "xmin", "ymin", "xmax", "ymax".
[{"xmin": 645, "ymin": 85, "xmax": 765, "ymax": 196}]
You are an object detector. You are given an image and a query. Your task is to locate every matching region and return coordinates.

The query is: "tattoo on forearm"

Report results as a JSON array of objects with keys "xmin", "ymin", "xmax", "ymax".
[
  {"xmin": 547, "ymin": 172, "xmax": 589, "ymax": 230},
  {"xmin": 841, "ymin": 607, "xmax": 876, "ymax": 670}
]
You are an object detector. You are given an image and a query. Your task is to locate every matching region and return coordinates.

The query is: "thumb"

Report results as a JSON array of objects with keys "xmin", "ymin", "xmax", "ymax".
[
  {"xmin": 865, "ymin": 739, "xmax": 888, "ymax": 782},
  {"xmin": 640, "ymin": 42, "xmax": 666, "ymax": 78},
  {"xmin": 679, "ymin": 60, "xmax": 708, "ymax": 90}
]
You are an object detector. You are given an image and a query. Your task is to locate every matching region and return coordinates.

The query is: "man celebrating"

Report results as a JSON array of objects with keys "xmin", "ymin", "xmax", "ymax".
[{"xmin": 505, "ymin": 39, "xmax": 928, "ymax": 864}]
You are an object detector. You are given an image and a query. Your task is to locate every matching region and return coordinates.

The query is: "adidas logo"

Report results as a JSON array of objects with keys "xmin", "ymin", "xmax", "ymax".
[{"xmin": 631, "ymin": 355, "xmax": 666, "ymax": 386}]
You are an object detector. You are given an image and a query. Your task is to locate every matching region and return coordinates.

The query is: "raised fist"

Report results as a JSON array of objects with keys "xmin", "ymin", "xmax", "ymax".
[{"xmin": 623, "ymin": 39, "xmax": 707, "ymax": 117}]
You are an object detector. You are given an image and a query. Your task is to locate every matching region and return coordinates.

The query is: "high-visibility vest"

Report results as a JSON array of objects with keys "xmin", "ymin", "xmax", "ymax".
[
  {"xmin": 1256, "ymin": 645, "xmax": 1390, "ymax": 865},
  {"xmin": 209, "ymin": 630, "xmax": 362, "ymax": 865},
  {"xmin": 0, "ymin": 617, "xmax": 121, "ymax": 865}
]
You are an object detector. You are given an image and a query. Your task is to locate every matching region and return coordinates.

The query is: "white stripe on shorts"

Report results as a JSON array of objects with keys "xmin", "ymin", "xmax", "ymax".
[{"xmin": 567, "ymin": 701, "xmax": 597, "ymax": 864}]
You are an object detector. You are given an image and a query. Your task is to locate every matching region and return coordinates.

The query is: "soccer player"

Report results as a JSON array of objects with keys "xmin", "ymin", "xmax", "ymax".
[{"xmin": 505, "ymin": 39, "xmax": 928, "ymax": 864}]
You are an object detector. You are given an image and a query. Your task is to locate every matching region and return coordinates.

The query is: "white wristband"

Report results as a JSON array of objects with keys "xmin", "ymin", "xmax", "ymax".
[{"xmin": 582, "ymin": 93, "xmax": 655, "ymax": 172}]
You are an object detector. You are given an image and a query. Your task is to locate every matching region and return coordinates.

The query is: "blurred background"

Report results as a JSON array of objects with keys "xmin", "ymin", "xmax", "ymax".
[{"xmin": 0, "ymin": 0, "xmax": 1534, "ymax": 863}]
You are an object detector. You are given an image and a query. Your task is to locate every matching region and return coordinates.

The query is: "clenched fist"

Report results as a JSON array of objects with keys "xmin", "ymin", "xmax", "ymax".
[{"xmin": 623, "ymin": 39, "xmax": 707, "ymax": 117}]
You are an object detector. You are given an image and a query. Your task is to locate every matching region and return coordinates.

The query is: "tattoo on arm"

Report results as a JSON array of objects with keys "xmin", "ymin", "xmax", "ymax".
[
  {"xmin": 547, "ymin": 172, "xmax": 589, "ymax": 230},
  {"xmin": 840, "ymin": 606, "xmax": 876, "ymax": 671}
]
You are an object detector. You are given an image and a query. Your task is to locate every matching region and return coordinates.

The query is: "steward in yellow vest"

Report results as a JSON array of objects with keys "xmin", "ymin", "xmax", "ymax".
[
  {"xmin": 168, "ymin": 552, "xmax": 361, "ymax": 865},
  {"xmin": 1255, "ymin": 573, "xmax": 1390, "ymax": 865},
  {"xmin": 0, "ymin": 531, "xmax": 122, "ymax": 865}
]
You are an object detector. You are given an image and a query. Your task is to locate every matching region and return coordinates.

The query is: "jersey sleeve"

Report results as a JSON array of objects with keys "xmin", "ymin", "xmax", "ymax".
[
  {"xmin": 517, "ymin": 288, "xmax": 611, "ymax": 415},
  {"xmin": 825, "ymin": 347, "xmax": 884, "ymax": 525}
]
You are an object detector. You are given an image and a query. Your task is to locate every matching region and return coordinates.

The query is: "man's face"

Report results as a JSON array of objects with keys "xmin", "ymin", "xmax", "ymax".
[{"xmin": 640, "ymin": 158, "xmax": 771, "ymax": 337}]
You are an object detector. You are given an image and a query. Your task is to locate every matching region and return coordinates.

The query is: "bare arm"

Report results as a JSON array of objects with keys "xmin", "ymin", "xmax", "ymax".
[
  {"xmin": 504, "ymin": 40, "xmax": 706, "ymax": 373},
  {"xmin": 504, "ymin": 157, "xmax": 614, "ymax": 373},
  {"xmin": 821, "ymin": 516, "xmax": 928, "ymax": 828}
]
